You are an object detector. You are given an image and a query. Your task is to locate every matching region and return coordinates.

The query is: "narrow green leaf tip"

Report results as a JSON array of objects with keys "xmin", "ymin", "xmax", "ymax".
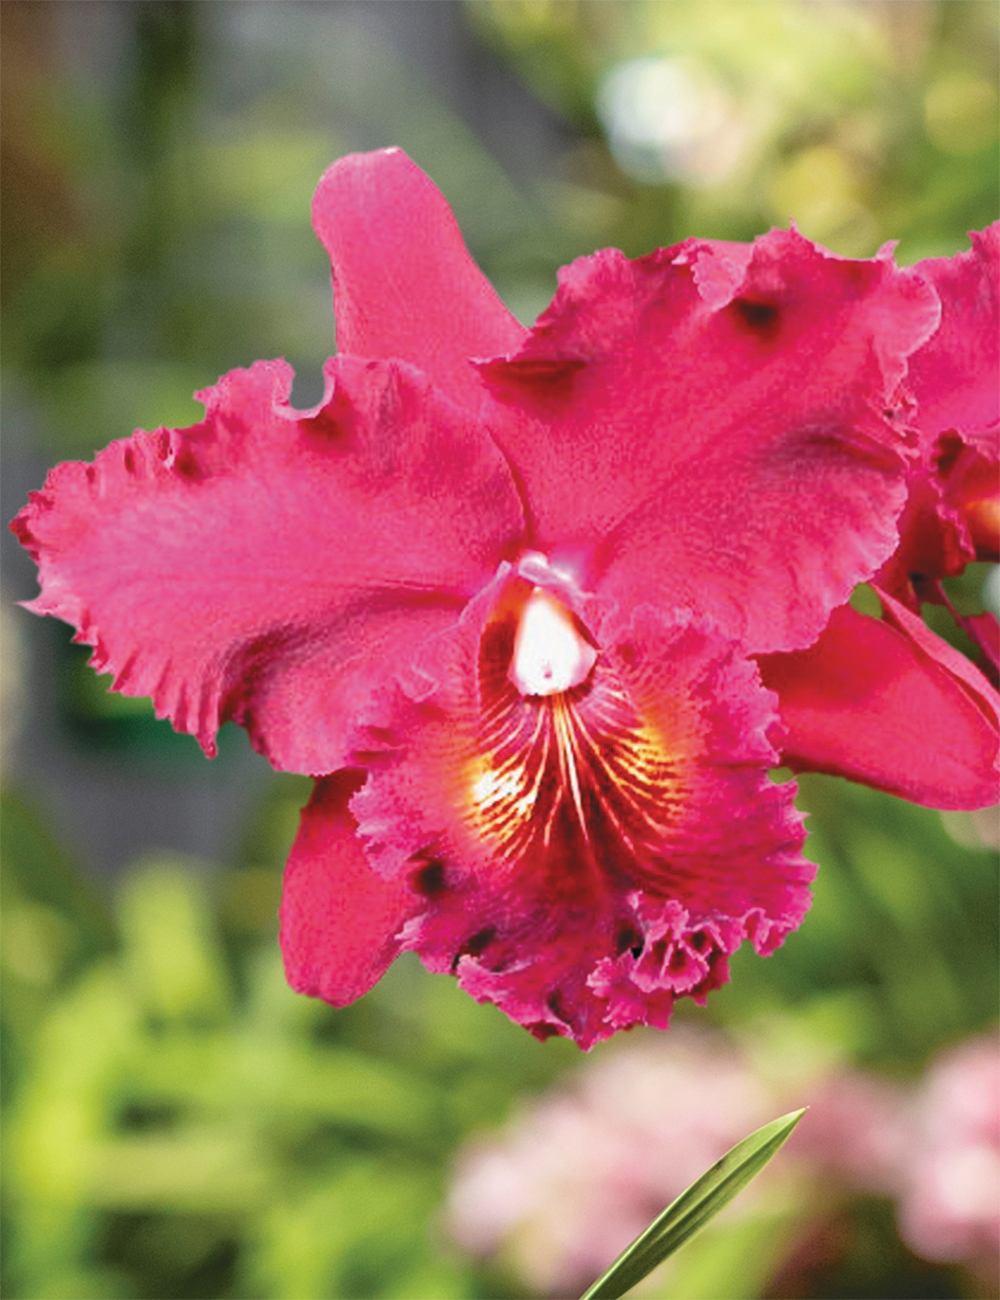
[{"xmin": 578, "ymin": 1107, "xmax": 807, "ymax": 1300}]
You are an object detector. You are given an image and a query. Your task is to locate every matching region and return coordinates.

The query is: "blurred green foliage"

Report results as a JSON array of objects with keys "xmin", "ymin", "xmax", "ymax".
[
  {"xmin": 720, "ymin": 776, "xmax": 999, "ymax": 1066},
  {"xmin": 1, "ymin": 778, "xmax": 579, "ymax": 1300},
  {"xmin": 468, "ymin": 0, "xmax": 998, "ymax": 262},
  {"xmin": 3, "ymin": 771, "xmax": 992, "ymax": 1294},
  {"xmin": 5, "ymin": 1, "xmax": 996, "ymax": 458},
  {"xmin": 2, "ymin": 2, "xmax": 998, "ymax": 1297},
  {"xmin": 2, "ymin": 772, "xmax": 996, "ymax": 1299}
]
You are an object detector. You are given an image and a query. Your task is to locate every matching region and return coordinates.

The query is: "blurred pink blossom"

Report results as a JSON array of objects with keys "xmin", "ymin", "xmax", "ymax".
[
  {"xmin": 446, "ymin": 1025, "xmax": 1000, "ymax": 1295},
  {"xmin": 787, "ymin": 1069, "xmax": 909, "ymax": 1196},
  {"xmin": 897, "ymin": 1033, "xmax": 1000, "ymax": 1268},
  {"xmin": 446, "ymin": 1028, "xmax": 773, "ymax": 1294}
]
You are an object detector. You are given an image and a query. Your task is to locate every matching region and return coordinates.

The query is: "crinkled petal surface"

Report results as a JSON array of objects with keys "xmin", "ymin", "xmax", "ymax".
[
  {"xmin": 879, "ymin": 226, "xmax": 1000, "ymax": 602},
  {"xmin": 280, "ymin": 770, "xmax": 419, "ymax": 1005},
  {"xmin": 12, "ymin": 357, "xmax": 524, "ymax": 772},
  {"xmin": 312, "ymin": 148, "xmax": 526, "ymax": 410},
  {"xmin": 15, "ymin": 147, "xmax": 991, "ymax": 1049},
  {"xmin": 346, "ymin": 568, "xmax": 811, "ymax": 1048},
  {"xmin": 478, "ymin": 232, "xmax": 940, "ymax": 654},
  {"xmin": 758, "ymin": 600, "xmax": 1000, "ymax": 810},
  {"xmin": 877, "ymin": 433, "xmax": 994, "ymax": 604},
  {"xmin": 908, "ymin": 224, "xmax": 1000, "ymax": 439}
]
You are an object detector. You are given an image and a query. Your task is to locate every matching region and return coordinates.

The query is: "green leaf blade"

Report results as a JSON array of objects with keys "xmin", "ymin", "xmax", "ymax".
[{"xmin": 579, "ymin": 1108, "xmax": 806, "ymax": 1300}]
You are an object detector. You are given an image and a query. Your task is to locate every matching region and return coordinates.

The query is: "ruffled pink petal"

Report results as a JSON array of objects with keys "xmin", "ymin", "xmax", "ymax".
[
  {"xmin": 879, "ymin": 226, "xmax": 1000, "ymax": 605},
  {"xmin": 346, "ymin": 565, "xmax": 811, "ymax": 1048},
  {"xmin": 477, "ymin": 230, "xmax": 940, "ymax": 655},
  {"xmin": 876, "ymin": 436, "xmax": 982, "ymax": 605},
  {"xmin": 11, "ymin": 356, "xmax": 524, "ymax": 773},
  {"xmin": 280, "ymin": 771, "xmax": 418, "ymax": 1005},
  {"xmin": 312, "ymin": 149, "xmax": 526, "ymax": 410},
  {"xmin": 758, "ymin": 600, "xmax": 1000, "ymax": 810},
  {"xmin": 908, "ymin": 224, "xmax": 1000, "ymax": 440}
]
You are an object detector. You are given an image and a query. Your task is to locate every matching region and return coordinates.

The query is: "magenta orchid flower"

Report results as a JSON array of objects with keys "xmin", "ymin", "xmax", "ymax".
[
  {"xmin": 879, "ymin": 224, "xmax": 999, "ymax": 678},
  {"xmin": 760, "ymin": 224, "xmax": 1000, "ymax": 798},
  {"xmin": 12, "ymin": 150, "xmax": 999, "ymax": 1047},
  {"xmin": 881, "ymin": 224, "xmax": 999, "ymax": 609}
]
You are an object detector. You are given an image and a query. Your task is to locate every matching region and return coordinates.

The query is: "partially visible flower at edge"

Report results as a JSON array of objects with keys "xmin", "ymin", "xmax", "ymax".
[
  {"xmin": 10, "ymin": 149, "xmax": 1000, "ymax": 1047},
  {"xmin": 759, "ymin": 225, "xmax": 1000, "ymax": 793},
  {"xmin": 879, "ymin": 226, "xmax": 1000, "ymax": 680}
]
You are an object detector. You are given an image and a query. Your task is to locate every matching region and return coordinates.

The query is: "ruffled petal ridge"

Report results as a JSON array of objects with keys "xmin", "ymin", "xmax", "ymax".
[
  {"xmin": 478, "ymin": 228, "xmax": 941, "ymax": 655},
  {"xmin": 907, "ymin": 223, "xmax": 999, "ymax": 441},
  {"xmin": 12, "ymin": 356, "xmax": 525, "ymax": 773},
  {"xmin": 877, "ymin": 224, "xmax": 1000, "ymax": 609},
  {"xmin": 346, "ymin": 568, "xmax": 811, "ymax": 1047}
]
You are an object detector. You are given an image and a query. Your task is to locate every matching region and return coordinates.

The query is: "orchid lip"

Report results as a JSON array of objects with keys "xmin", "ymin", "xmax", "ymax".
[
  {"xmin": 508, "ymin": 586, "xmax": 598, "ymax": 697},
  {"xmin": 472, "ymin": 584, "xmax": 687, "ymax": 879}
]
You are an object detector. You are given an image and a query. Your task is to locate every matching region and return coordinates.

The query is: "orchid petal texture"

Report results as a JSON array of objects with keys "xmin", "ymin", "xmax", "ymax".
[
  {"xmin": 877, "ymin": 223, "xmax": 999, "ymax": 670},
  {"xmin": 14, "ymin": 355, "xmax": 524, "ymax": 774},
  {"xmin": 280, "ymin": 769, "xmax": 421, "ymax": 1007},
  {"xmin": 12, "ymin": 149, "xmax": 999, "ymax": 1046},
  {"xmin": 762, "ymin": 224, "xmax": 1000, "ymax": 784},
  {"xmin": 759, "ymin": 598, "xmax": 999, "ymax": 810},
  {"xmin": 478, "ymin": 230, "xmax": 939, "ymax": 654}
]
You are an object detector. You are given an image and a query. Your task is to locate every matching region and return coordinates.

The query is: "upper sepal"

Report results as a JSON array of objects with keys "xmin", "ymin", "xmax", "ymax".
[{"xmin": 312, "ymin": 148, "xmax": 526, "ymax": 410}]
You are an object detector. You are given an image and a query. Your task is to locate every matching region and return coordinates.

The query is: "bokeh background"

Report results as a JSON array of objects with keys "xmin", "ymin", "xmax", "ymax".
[{"xmin": 1, "ymin": 2, "xmax": 997, "ymax": 1298}]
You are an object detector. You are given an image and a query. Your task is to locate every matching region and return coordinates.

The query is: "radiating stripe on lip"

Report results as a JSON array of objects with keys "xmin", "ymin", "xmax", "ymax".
[{"xmin": 465, "ymin": 606, "xmax": 687, "ymax": 878}]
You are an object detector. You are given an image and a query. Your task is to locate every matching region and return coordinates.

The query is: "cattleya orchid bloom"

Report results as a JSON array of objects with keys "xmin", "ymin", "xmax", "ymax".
[
  {"xmin": 881, "ymin": 224, "xmax": 1000, "ymax": 611},
  {"xmin": 881, "ymin": 224, "xmax": 999, "ymax": 679},
  {"xmin": 12, "ymin": 150, "xmax": 1000, "ymax": 1047},
  {"xmin": 760, "ymin": 222, "xmax": 1000, "ymax": 794}
]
